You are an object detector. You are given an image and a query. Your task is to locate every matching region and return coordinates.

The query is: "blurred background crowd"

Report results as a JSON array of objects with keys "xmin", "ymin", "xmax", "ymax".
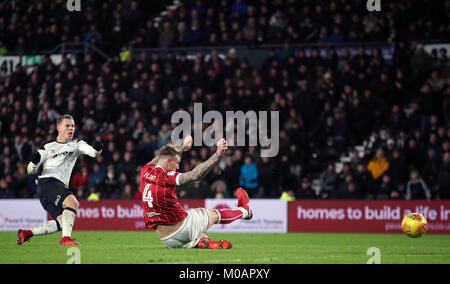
[{"xmin": 0, "ymin": 0, "xmax": 449, "ymax": 201}]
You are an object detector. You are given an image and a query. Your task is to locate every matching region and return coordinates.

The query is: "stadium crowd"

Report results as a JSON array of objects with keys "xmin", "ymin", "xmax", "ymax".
[
  {"xmin": 0, "ymin": 0, "xmax": 449, "ymax": 201},
  {"xmin": 0, "ymin": 0, "xmax": 448, "ymax": 52}
]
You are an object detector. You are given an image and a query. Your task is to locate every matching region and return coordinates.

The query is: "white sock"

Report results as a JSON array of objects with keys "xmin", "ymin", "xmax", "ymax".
[
  {"xmin": 237, "ymin": 207, "xmax": 249, "ymax": 219},
  {"xmin": 31, "ymin": 220, "xmax": 60, "ymax": 236},
  {"xmin": 62, "ymin": 208, "xmax": 76, "ymax": 238}
]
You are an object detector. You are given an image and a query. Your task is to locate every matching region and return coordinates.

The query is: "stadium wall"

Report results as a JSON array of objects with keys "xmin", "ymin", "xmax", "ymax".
[
  {"xmin": 288, "ymin": 200, "xmax": 450, "ymax": 234},
  {"xmin": 2, "ymin": 200, "xmax": 450, "ymax": 234},
  {"xmin": 0, "ymin": 199, "xmax": 47, "ymax": 232}
]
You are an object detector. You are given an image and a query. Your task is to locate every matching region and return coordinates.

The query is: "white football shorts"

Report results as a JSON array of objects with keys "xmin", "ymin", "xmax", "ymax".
[{"xmin": 160, "ymin": 208, "xmax": 211, "ymax": 248}]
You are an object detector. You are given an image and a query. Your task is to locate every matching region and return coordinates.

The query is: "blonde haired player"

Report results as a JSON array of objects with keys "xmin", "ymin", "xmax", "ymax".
[
  {"xmin": 17, "ymin": 114, "xmax": 103, "ymax": 246},
  {"xmin": 140, "ymin": 136, "xmax": 253, "ymax": 249}
]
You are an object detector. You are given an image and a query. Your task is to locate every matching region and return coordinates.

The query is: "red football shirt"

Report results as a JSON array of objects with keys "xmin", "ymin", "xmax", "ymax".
[{"xmin": 140, "ymin": 163, "xmax": 187, "ymax": 230}]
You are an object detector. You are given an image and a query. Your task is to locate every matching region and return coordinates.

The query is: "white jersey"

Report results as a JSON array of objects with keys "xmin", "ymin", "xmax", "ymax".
[{"xmin": 27, "ymin": 139, "xmax": 102, "ymax": 188}]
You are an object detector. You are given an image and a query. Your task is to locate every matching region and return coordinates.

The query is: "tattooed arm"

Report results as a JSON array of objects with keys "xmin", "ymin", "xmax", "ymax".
[
  {"xmin": 177, "ymin": 138, "xmax": 227, "ymax": 185},
  {"xmin": 177, "ymin": 152, "xmax": 221, "ymax": 185}
]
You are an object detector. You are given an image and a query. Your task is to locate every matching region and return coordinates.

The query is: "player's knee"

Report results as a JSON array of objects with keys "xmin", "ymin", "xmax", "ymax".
[
  {"xmin": 73, "ymin": 199, "xmax": 79, "ymax": 210},
  {"xmin": 207, "ymin": 209, "xmax": 219, "ymax": 226},
  {"xmin": 63, "ymin": 195, "xmax": 79, "ymax": 210},
  {"xmin": 71, "ymin": 198, "xmax": 79, "ymax": 210}
]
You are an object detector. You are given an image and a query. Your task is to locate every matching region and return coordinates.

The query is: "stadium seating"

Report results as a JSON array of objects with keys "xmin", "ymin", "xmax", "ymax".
[{"xmin": 0, "ymin": 0, "xmax": 449, "ymax": 201}]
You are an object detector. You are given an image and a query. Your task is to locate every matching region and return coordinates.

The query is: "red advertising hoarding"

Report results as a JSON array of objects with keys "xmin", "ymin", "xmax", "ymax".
[
  {"xmin": 49, "ymin": 199, "xmax": 450, "ymax": 234},
  {"xmin": 288, "ymin": 200, "xmax": 450, "ymax": 234},
  {"xmin": 61, "ymin": 200, "xmax": 205, "ymax": 231}
]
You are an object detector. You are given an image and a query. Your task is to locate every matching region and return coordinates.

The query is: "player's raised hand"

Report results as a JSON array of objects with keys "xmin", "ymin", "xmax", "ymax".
[
  {"xmin": 93, "ymin": 140, "xmax": 104, "ymax": 151},
  {"xmin": 182, "ymin": 135, "xmax": 193, "ymax": 152},
  {"xmin": 216, "ymin": 138, "xmax": 228, "ymax": 156}
]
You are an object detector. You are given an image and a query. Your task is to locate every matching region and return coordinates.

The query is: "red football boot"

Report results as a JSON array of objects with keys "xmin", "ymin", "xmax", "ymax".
[
  {"xmin": 236, "ymin": 187, "xmax": 253, "ymax": 220},
  {"xmin": 17, "ymin": 229, "xmax": 33, "ymax": 245},
  {"xmin": 59, "ymin": 236, "xmax": 81, "ymax": 246},
  {"xmin": 197, "ymin": 240, "xmax": 232, "ymax": 249}
]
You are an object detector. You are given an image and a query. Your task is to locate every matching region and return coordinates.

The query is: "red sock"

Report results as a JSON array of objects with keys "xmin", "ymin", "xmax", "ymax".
[{"xmin": 217, "ymin": 209, "xmax": 244, "ymax": 224}]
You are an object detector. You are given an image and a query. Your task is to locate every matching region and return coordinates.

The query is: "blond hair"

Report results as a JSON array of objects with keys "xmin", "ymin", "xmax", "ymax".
[
  {"xmin": 158, "ymin": 144, "xmax": 181, "ymax": 160},
  {"xmin": 57, "ymin": 114, "xmax": 74, "ymax": 126}
]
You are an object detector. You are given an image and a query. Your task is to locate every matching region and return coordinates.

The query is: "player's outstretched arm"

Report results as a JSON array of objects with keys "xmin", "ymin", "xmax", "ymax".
[
  {"xmin": 177, "ymin": 138, "xmax": 227, "ymax": 185},
  {"xmin": 27, "ymin": 150, "xmax": 44, "ymax": 174},
  {"xmin": 78, "ymin": 140, "xmax": 103, "ymax": 158}
]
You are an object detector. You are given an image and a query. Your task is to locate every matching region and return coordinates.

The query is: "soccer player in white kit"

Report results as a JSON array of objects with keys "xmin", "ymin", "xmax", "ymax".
[{"xmin": 17, "ymin": 115, "xmax": 103, "ymax": 246}]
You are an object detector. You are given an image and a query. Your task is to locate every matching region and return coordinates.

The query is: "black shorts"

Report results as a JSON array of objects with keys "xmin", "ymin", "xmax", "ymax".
[{"xmin": 37, "ymin": 177, "xmax": 73, "ymax": 220}]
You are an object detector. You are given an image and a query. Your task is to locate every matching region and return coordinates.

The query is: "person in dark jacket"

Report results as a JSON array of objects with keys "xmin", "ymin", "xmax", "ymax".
[
  {"xmin": 319, "ymin": 163, "xmax": 338, "ymax": 199},
  {"xmin": 258, "ymin": 156, "xmax": 277, "ymax": 198},
  {"xmin": 296, "ymin": 178, "xmax": 317, "ymax": 199},
  {"xmin": 374, "ymin": 174, "xmax": 397, "ymax": 200},
  {"xmin": 354, "ymin": 163, "xmax": 374, "ymax": 199},
  {"xmin": 437, "ymin": 152, "xmax": 450, "ymax": 199},
  {"xmin": 337, "ymin": 182, "xmax": 360, "ymax": 200},
  {"xmin": 405, "ymin": 169, "xmax": 431, "ymax": 200}
]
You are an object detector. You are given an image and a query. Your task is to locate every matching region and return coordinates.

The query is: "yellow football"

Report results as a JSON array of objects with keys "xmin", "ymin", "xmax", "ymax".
[{"xmin": 401, "ymin": 213, "xmax": 428, "ymax": 238}]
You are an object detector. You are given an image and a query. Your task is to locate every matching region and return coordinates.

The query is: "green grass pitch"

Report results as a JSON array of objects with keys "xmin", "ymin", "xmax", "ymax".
[{"xmin": 1, "ymin": 231, "xmax": 449, "ymax": 264}]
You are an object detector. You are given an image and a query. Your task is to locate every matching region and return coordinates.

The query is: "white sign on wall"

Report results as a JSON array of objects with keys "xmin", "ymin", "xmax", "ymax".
[
  {"xmin": 0, "ymin": 54, "xmax": 76, "ymax": 77},
  {"xmin": 424, "ymin": 43, "xmax": 449, "ymax": 66},
  {"xmin": 0, "ymin": 56, "xmax": 21, "ymax": 77},
  {"xmin": 0, "ymin": 199, "xmax": 47, "ymax": 231},
  {"xmin": 205, "ymin": 199, "xmax": 287, "ymax": 233}
]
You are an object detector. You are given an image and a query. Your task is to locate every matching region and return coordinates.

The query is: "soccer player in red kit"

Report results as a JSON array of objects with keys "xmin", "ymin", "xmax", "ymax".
[{"xmin": 140, "ymin": 137, "xmax": 252, "ymax": 249}]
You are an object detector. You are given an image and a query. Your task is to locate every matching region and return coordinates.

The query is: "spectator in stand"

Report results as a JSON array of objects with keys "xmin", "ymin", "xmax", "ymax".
[
  {"xmin": 337, "ymin": 174, "xmax": 359, "ymax": 199},
  {"xmin": 437, "ymin": 152, "xmax": 450, "ymax": 199},
  {"xmin": 368, "ymin": 149, "xmax": 389, "ymax": 181},
  {"xmin": 94, "ymin": 165, "xmax": 119, "ymax": 198},
  {"xmin": 405, "ymin": 169, "xmax": 432, "ymax": 201},
  {"xmin": 222, "ymin": 155, "xmax": 240, "ymax": 192},
  {"xmin": 231, "ymin": 0, "xmax": 248, "ymax": 17},
  {"xmin": 210, "ymin": 180, "xmax": 230, "ymax": 199},
  {"xmin": 72, "ymin": 163, "xmax": 91, "ymax": 196},
  {"xmin": 239, "ymin": 155, "xmax": 259, "ymax": 198},
  {"xmin": 296, "ymin": 177, "xmax": 317, "ymax": 199},
  {"xmin": 13, "ymin": 163, "xmax": 28, "ymax": 197},
  {"xmin": 258, "ymin": 156, "xmax": 277, "ymax": 198},
  {"xmin": 319, "ymin": 163, "xmax": 338, "ymax": 199},
  {"xmin": 404, "ymin": 137, "xmax": 425, "ymax": 171},
  {"xmin": 354, "ymin": 163, "xmax": 375, "ymax": 199},
  {"xmin": 0, "ymin": 176, "xmax": 14, "ymax": 198},
  {"xmin": 178, "ymin": 179, "xmax": 210, "ymax": 199},
  {"xmin": 121, "ymin": 184, "xmax": 134, "ymax": 200},
  {"xmin": 280, "ymin": 189, "xmax": 296, "ymax": 202},
  {"xmin": 88, "ymin": 163, "xmax": 106, "ymax": 190},
  {"xmin": 422, "ymin": 148, "xmax": 440, "ymax": 197},
  {"xmin": 375, "ymin": 174, "xmax": 397, "ymax": 200},
  {"xmin": 387, "ymin": 149, "xmax": 408, "ymax": 191},
  {"xmin": 340, "ymin": 182, "xmax": 360, "ymax": 200},
  {"xmin": 349, "ymin": 150, "xmax": 362, "ymax": 171},
  {"xmin": 37, "ymin": 102, "xmax": 60, "ymax": 126}
]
